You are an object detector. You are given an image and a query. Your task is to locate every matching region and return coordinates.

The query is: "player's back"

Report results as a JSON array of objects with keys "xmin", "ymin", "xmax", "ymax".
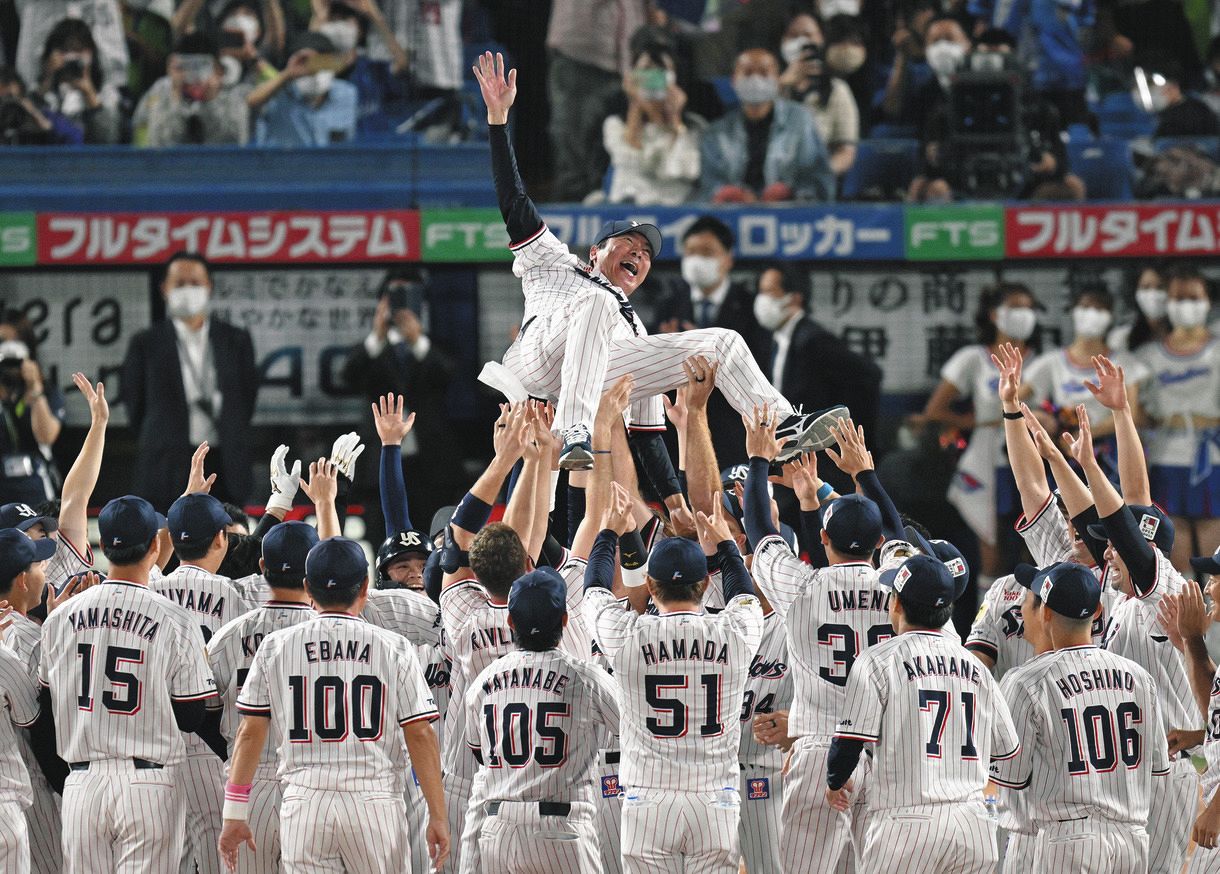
[
  {"xmin": 0, "ymin": 644, "xmax": 38, "ymax": 805},
  {"xmin": 612, "ymin": 600, "xmax": 762, "ymax": 792},
  {"xmin": 39, "ymin": 580, "xmax": 214, "ymax": 766},
  {"xmin": 467, "ymin": 648, "xmax": 619, "ymax": 806},
  {"xmin": 843, "ymin": 631, "xmax": 1015, "ymax": 811},
  {"xmin": 997, "ymin": 645, "xmax": 1166, "ymax": 824},
  {"xmin": 206, "ymin": 599, "xmax": 316, "ymax": 766},
  {"xmin": 738, "ymin": 612, "xmax": 792, "ymax": 768},
  {"xmin": 154, "ymin": 564, "xmax": 252, "ymax": 642},
  {"xmin": 238, "ymin": 612, "xmax": 436, "ymax": 792},
  {"xmin": 966, "ymin": 575, "xmax": 1033, "ymax": 677}
]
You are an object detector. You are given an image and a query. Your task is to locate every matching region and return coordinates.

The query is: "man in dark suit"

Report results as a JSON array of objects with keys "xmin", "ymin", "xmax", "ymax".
[
  {"xmin": 121, "ymin": 252, "xmax": 258, "ymax": 511},
  {"xmin": 649, "ymin": 215, "xmax": 766, "ymax": 463},
  {"xmin": 756, "ymin": 263, "xmax": 883, "ymax": 491}
]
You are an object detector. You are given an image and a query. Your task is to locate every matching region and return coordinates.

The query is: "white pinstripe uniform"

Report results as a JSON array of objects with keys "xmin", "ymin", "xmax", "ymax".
[
  {"xmin": 42, "ymin": 532, "xmax": 93, "ymax": 594},
  {"xmin": 1, "ymin": 611, "xmax": 61, "ymax": 874},
  {"xmin": 153, "ymin": 565, "xmax": 254, "ymax": 874},
  {"xmin": 1103, "ymin": 547, "xmax": 1201, "ymax": 874},
  {"xmin": 750, "ymin": 535, "xmax": 891, "ymax": 874},
  {"xmin": 236, "ymin": 611, "xmax": 438, "ymax": 874},
  {"xmin": 0, "ymin": 643, "xmax": 39, "ymax": 874},
  {"xmin": 835, "ymin": 631, "xmax": 1020, "ymax": 874},
  {"xmin": 463, "ymin": 647, "xmax": 620, "ymax": 873},
  {"xmin": 1186, "ymin": 667, "xmax": 1220, "ymax": 874},
  {"xmin": 991, "ymin": 645, "xmax": 1170, "ymax": 874},
  {"xmin": 736, "ymin": 611, "xmax": 793, "ymax": 874},
  {"xmin": 38, "ymin": 579, "xmax": 217, "ymax": 874},
  {"xmin": 362, "ymin": 587, "xmax": 448, "ymax": 874},
  {"xmin": 232, "ymin": 573, "xmax": 271, "ymax": 607},
  {"xmin": 205, "ymin": 599, "xmax": 316, "ymax": 874},
  {"xmin": 583, "ymin": 582, "xmax": 764, "ymax": 873},
  {"xmin": 439, "ymin": 580, "xmax": 515, "ymax": 874},
  {"xmin": 501, "ymin": 227, "xmax": 793, "ymax": 435}
]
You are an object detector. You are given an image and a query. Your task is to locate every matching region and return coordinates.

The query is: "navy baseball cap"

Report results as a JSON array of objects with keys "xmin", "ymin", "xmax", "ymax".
[
  {"xmin": 1086, "ymin": 504, "xmax": 1174, "ymax": 554},
  {"xmin": 0, "ymin": 528, "xmax": 56, "ymax": 583},
  {"xmin": 98, "ymin": 495, "xmax": 166, "ymax": 549},
  {"xmin": 720, "ymin": 464, "xmax": 749, "ymax": 488},
  {"xmin": 594, "ymin": 220, "xmax": 662, "ymax": 258},
  {"xmin": 1015, "ymin": 562, "xmax": 1101, "ymax": 620},
  {"xmin": 305, "ymin": 537, "xmax": 369, "ymax": 592},
  {"xmin": 822, "ymin": 494, "xmax": 882, "ymax": 556},
  {"xmin": 0, "ymin": 502, "xmax": 57, "ymax": 533},
  {"xmin": 880, "ymin": 554, "xmax": 956, "ymax": 609},
  {"xmin": 1191, "ymin": 544, "xmax": 1220, "ymax": 576},
  {"xmin": 168, "ymin": 493, "xmax": 231, "ymax": 548},
  {"xmin": 929, "ymin": 538, "xmax": 970, "ymax": 600},
  {"xmin": 508, "ymin": 567, "xmax": 567, "ymax": 639},
  {"xmin": 430, "ymin": 505, "xmax": 456, "ymax": 541},
  {"xmin": 646, "ymin": 537, "xmax": 708, "ymax": 584},
  {"xmin": 262, "ymin": 521, "xmax": 319, "ymax": 577}
]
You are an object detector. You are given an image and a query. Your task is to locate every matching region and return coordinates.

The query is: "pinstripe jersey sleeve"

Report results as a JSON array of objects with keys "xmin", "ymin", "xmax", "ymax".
[
  {"xmin": 1147, "ymin": 694, "xmax": 1172, "ymax": 776},
  {"xmin": 363, "ymin": 588, "xmax": 442, "ymax": 647},
  {"xmin": 1014, "ymin": 494, "xmax": 1074, "ymax": 567},
  {"xmin": 584, "ymin": 586, "xmax": 636, "ymax": 658},
  {"xmin": 392, "ymin": 637, "xmax": 439, "ymax": 726},
  {"xmin": 585, "ymin": 661, "xmax": 622, "ymax": 740},
  {"xmin": 986, "ymin": 672, "xmax": 1021, "ymax": 760},
  {"xmin": 0, "ymin": 646, "xmax": 39, "ymax": 727},
  {"xmin": 441, "ymin": 580, "xmax": 491, "ymax": 644},
  {"xmin": 169, "ymin": 618, "xmax": 218, "ymax": 701},
  {"xmin": 236, "ymin": 635, "xmax": 275, "ymax": 716},
  {"xmin": 511, "ymin": 226, "xmax": 577, "ymax": 278},
  {"xmin": 751, "ymin": 535, "xmax": 812, "ymax": 619},
  {"xmin": 989, "ymin": 671, "xmax": 1036, "ymax": 788},
  {"xmin": 724, "ymin": 594, "xmax": 765, "ymax": 655},
  {"xmin": 835, "ymin": 651, "xmax": 885, "ymax": 741}
]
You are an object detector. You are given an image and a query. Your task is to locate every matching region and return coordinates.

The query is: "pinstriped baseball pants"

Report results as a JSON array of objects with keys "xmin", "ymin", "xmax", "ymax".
[
  {"xmin": 738, "ymin": 765, "xmax": 782, "ymax": 874},
  {"xmin": 1034, "ymin": 818, "xmax": 1148, "ymax": 874},
  {"xmin": 860, "ymin": 802, "xmax": 997, "ymax": 874},
  {"xmin": 1149, "ymin": 757, "xmax": 1199, "ymax": 874},
  {"xmin": 0, "ymin": 798, "xmax": 30, "ymax": 874},
  {"xmin": 25, "ymin": 768, "xmax": 60, "ymax": 874},
  {"xmin": 178, "ymin": 753, "xmax": 225, "ymax": 874},
  {"xmin": 781, "ymin": 737, "xmax": 870, "ymax": 874},
  {"xmin": 233, "ymin": 776, "xmax": 281, "ymax": 874},
  {"xmin": 596, "ymin": 750, "xmax": 624, "ymax": 874},
  {"xmin": 478, "ymin": 799, "xmax": 600, "ymax": 873},
  {"xmin": 280, "ymin": 785, "xmax": 411, "ymax": 874},
  {"xmin": 620, "ymin": 787, "xmax": 741, "ymax": 874},
  {"xmin": 999, "ymin": 830, "xmax": 1038, "ymax": 873}
]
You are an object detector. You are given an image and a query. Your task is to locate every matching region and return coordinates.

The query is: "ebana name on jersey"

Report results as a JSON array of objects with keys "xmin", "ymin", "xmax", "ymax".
[{"xmin": 65, "ymin": 605, "xmax": 162, "ymax": 640}]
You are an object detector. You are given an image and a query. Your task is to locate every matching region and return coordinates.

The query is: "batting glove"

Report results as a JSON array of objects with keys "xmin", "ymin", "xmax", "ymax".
[
  {"xmin": 330, "ymin": 432, "xmax": 366, "ymax": 482},
  {"xmin": 267, "ymin": 444, "xmax": 302, "ymax": 514}
]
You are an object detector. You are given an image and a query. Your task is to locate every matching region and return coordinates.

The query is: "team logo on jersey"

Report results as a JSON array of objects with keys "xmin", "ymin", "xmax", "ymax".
[
  {"xmin": 945, "ymin": 557, "xmax": 967, "ymax": 578},
  {"xmin": 748, "ymin": 653, "xmax": 788, "ymax": 679},
  {"xmin": 748, "ymin": 778, "xmax": 770, "ymax": 799},
  {"xmin": 602, "ymin": 775, "xmax": 623, "ymax": 798},
  {"xmin": 1139, "ymin": 514, "xmax": 1160, "ymax": 541}
]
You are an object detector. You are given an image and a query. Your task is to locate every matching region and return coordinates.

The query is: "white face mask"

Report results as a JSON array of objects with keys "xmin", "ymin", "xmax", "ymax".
[
  {"xmin": 754, "ymin": 293, "xmax": 792, "ymax": 332},
  {"xmin": 734, "ymin": 74, "xmax": 779, "ymax": 106},
  {"xmin": 167, "ymin": 284, "xmax": 210, "ymax": 320},
  {"xmin": 220, "ymin": 55, "xmax": 243, "ymax": 87},
  {"xmin": 780, "ymin": 37, "xmax": 812, "ymax": 66},
  {"xmin": 1135, "ymin": 287, "xmax": 1168, "ymax": 320},
  {"xmin": 295, "ymin": 70, "xmax": 334, "ymax": 99},
  {"xmin": 1167, "ymin": 298, "xmax": 1210, "ymax": 329},
  {"xmin": 925, "ymin": 40, "xmax": 966, "ymax": 77},
  {"xmin": 995, "ymin": 305, "xmax": 1036, "ymax": 341},
  {"xmin": 1071, "ymin": 307, "xmax": 1113, "ymax": 339},
  {"xmin": 681, "ymin": 255, "xmax": 722, "ymax": 290},
  {"xmin": 224, "ymin": 14, "xmax": 260, "ymax": 44},
  {"xmin": 818, "ymin": 0, "xmax": 860, "ymax": 16},
  {"xmin": 318, "ymin": 20, "xmax": 359, "ymax": 54}
]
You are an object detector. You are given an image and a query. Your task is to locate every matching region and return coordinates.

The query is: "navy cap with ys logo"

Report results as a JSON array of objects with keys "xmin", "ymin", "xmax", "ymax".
[{"xmin": 594, "ymin": 220, "xmax": 662, "ymax": 258}]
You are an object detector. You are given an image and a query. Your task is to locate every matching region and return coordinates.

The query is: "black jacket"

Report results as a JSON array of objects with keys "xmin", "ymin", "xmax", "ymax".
[
  {"xmin": 121, "ymin": 317, "xmax": 258, "ymax": 508},
  {"xmin": 776, "ymin": 316, "xmax": 883, "ymax": 438}
]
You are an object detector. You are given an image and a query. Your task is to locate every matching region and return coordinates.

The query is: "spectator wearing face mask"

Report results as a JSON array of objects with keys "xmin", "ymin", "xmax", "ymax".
[
  {"xmin": 14, "ymin": 0, "xmax": 129, "ymax": 112},
  {"xmin": 602, "ymin": 44, "xmax": 703, "ymax": 205},
  {"xmin": 0, "ymin": 65, "xmax": 83, "ymax": 144},
  {"xmin": 207, "ymin": 0, "xmax": 283, "ymax": 90},
  {"xmin": 311, "ymin": 0, "xmax": 411, "ymax": 136},
  {"xmin": 822, "ymin": 14, "xmax": 872, "ymax": 130},
  {"xmin": 0, "ymin": 311, "xmax": 66, "ymax": 506},
  {"xmin": 1109, "ymin": 264, "xmax": 1172, "ymax": 353},
  {"xmin": 248, "ymin": 31, "xmax": 358, "ymax": 146},
  {"xmin": 778, "ymin": 11, "xmax": 858, "ymax": 178},
  {"xmin": 121, "ymin": 251, "xmax": 259, "ymax": 512},
  {"xmin": 700, "ymin": 47, "xmax": 834, "ymax": 202},
  {"xmin": 29, "ymin": 18, "xmax": 122, "ymax": 143},
  {"xmin": 1143, "ymin": 56, "xmax": 1220, "ymax": 137},
  {"xmin": 132, "ymin": 32, "xmax": 251, "ymax": 145}
]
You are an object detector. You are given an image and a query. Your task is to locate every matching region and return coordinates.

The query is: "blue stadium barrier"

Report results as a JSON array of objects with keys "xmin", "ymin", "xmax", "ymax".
[
  {"xmin": 1066, "ymin": 137, "xmax": 1134, "ymax": 200},
  {"xmin": 841, "ymin": 138, "xmax": 921, "ymax": 200}
]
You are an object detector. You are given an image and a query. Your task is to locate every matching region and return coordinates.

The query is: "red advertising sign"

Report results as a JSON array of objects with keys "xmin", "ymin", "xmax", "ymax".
[
  {"xmin": 36, "ymin": 210, "xmax": 421, "ymax": 265},
  {"xmin": 1006, "ymin": 205, "xmax": 1220, "ymax": 259}
]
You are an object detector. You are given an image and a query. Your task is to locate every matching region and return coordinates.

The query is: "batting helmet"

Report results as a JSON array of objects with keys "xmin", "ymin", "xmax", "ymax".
[{"xmin": 375, "ymin": 529, "xmax": 433, "ymax": 589}]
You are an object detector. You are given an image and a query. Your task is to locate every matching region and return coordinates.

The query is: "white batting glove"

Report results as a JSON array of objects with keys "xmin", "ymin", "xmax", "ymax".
[
  {"xmin": 329, "ymin": 432, "xmax": 365, "ymax": 482},
  {"xmin": 267, "ymin": 444, "xmax": 302, "ymax": 514}
]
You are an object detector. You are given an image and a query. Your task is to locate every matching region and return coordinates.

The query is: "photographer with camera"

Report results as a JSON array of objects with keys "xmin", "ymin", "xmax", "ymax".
[
  {"xmin": 779, "ymin": 11, "xmax": 858, "ymax": 179},
  {"xmin": 30, "ymin": 18, "xmax": 122, "ymax": 144},
  {"xmin": 0, "ymin": 65, "xmax": 83, "ymax": 145},
  {"xmin": 247, "ymin": 30, "xmax": 357, "ymax": 146},
  {"xmin": 133, "ymin": 31, "xmax": 252, "ymax": 145},
  {"xmin": 0, "ymin": 313, "xmax": 66, "ymax": 506}
]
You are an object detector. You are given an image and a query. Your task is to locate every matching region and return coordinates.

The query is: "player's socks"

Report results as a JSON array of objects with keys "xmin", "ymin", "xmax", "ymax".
[
  {"xmin": 774, "ymin": 405, "xmax": 851, "ymax": 461},
  {"xmin": 559, "ymin": 425, "xmax": 594, "ymax": 471}
]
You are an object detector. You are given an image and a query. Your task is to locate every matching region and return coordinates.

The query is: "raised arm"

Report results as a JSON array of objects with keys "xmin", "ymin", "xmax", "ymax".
[
  {"xmin": 682, "ymin": 356, "xmax": 722, "ymax": 517},
  {"xmin": 742, "ymin": 406, "xmax": 785, "ymax": 546},
  {"xmin": 58, "ymin": 373, "xmax": 108, "ymax": 551},
  {"xmin": 995, "ymin": 343, "xmax": 1053, "ymax": 519},
  {"xmin": 1173, "ymin": 585, "xmax": 1216, "ymax": 724},
  {"xmin": 300, "ymin": 460, "xmax": 340, "ymax": 539},
  {"xmin": 373, "ymin": 393, "xmax": 417, "ymax": 536},
  {"xmin": 826, "ymin": 417, "xmax": 902, "ymax": 542},
  {"xmin": 502, "ymin": 406, "xmax": 548, "ymax": 562},
  {"xmin": 473, "ymin": 52, "xmax": 543, "ymax": 244},
  {"xmin": 1084, "ymin": 355, "xmax": 1152, "ymax": 507}
]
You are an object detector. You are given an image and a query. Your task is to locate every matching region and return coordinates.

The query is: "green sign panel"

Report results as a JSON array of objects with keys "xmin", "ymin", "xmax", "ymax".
[
  {"xmin": 420, "ymin": 208, "xmax": 512, "ymax": 262},
  {"xmin": 0, "ymin": 213, "xmax": 36, "ymax": 266},
  {"xmin": 904, "ymin": 204, "xmax": 1004, "ymax": 261}
]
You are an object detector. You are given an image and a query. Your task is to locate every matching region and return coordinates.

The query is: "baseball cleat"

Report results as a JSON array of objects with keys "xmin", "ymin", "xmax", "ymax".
[
  {"xmin": 774, "ymin": 405, "xmax": 851, "ymax": 461},
  {"xmin": 558, "ymin": 425, "xmax": 594, "ymax": 471}
]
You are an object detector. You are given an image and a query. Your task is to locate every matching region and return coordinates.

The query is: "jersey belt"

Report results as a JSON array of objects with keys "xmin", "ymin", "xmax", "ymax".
[
  {"xmin": 486, "ymin": 800, "xmax": 571, "ymax": 817},
  {"xmin": 70, "ymin": 757, "xmax": 164, "ymax": 771}
]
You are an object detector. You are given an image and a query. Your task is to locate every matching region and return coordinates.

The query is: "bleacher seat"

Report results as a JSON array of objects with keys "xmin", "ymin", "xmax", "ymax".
[
  {"xmin": 841, "ymin": 138, "xmax": 920, "ymax": 200},
  {"xmin": 1066, "ymin": 137, "xmax": 1133, "ymax": 199}
]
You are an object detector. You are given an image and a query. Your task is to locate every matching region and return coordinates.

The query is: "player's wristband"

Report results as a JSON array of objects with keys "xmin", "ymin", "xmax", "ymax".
[
  {"xmin": 618, "ymin": 530, "xmax": 647, "ymax": 570},
  {"xmin": 622, "ymin": 566, "xmax": 647, "ymax": 588},
  {"xmin": 1002, "ymin": 410, "xmax": 1024, "ymax": 420},
  {"xmin": 222, "ymin": 781, "xmax": 252, "ymax": 821},
  {"xmin": 816, "ymin": 482, "xmax": 834, "ymax": 502}
]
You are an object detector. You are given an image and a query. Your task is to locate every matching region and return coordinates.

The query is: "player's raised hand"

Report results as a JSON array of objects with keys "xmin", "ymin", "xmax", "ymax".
[
  {"xmin": 694, "ymin": 502, "xmax": 734, "ymax": 556},
  {"xmin": 218, "ymin": 819, "xmax": 257, "ymax": 872},
  {"xmin": 266, "ymin": 444, "xmax": 302, "ymax": 515},
  {"xmin": 372, "ymin": 393, "xmax": 416, "ymax": 447},
  {"xmin": 48, "ymin": 571, "xmax": 102, "ymax": 614},
  {"xmin": 603, "ymin": 482, "xmax": 635, "ymax": 535},
  {"xmin": 1083, "ymin": 354, "xmax": 1128, "ymax": 412},
  {"xmin": 183, "ymin": 442, "xmax": 217, "ymax": 496},
  {"xmin": 1155, "ymin": 594, "xmax": 1185, "ymax": 653},
  {"xmin": 73, "ymin": 371, "xmax": 109, "ymax": 425},
  {"xmin": 426, "ymin": 817, "xmax": 450, "ymax": 871},
  {"xmin": 329, "ymin": 432, "xmax": 365, "ymax": 481},
  {"xmin": 1020, "ymin": 403, "xmax": 1065, "ymax": 462},
  {"xmin": 785, "ymin": 454, "xmax": 822, "ymax": 510},
  {"xmin": 743, "ymin": 404, "xmax": 787, "ymax": 462},
  {"xmin": 1175, "ymin": 583, "xmax": 1213, "ymax": 641},
  {"xmin": 493, "ymin": 402, "xmax": 530, "ymax": 462},
  {"xmin": 300, "ymin": 458, "xmax": 338, "ymax": 507},
  {"xmin": 682, "ymin": 355, "xmax": 719, "ymax": 409},
  {"xmin": 596, "ymin": 375, "xmax": 635, "ymax": 426},
  {"xmin": 990, "ymin": 342, "xmax": 1023, "ymax": 408},
  {"xmin": 662, "ymin": 388, "xmax": 689, "ymax": 434},
  {"xmin": 472, "ymin": 51, "xmax": 517, "ymax": 125},
  {"xmin": 1064, "ymin": 404, "xmax": 1094, "ymax": 466},
  {"xmin": 825, "ymin": 418, "xmax": 873, "ymax": 478}
]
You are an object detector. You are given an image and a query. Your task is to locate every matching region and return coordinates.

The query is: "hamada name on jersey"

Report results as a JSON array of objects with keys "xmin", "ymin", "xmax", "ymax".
[
  {"xmin": 738, "ymin": 612, "xmax": 793, "ymax": 770},
  {"xmin": 836, "ymin": 631, "xmax": 1020, "ymax": 812},
  {"xmin": 584, "ymin": 586, "xmax": 763, "ymax": 793},
  {"xmin": 236, "ymin": 612, "xmax": 436, "ymax": 793},
  {"xmin": 205, "ymin": 601, "xmax": 316, "ymax": 770},
  {"xmin": 39, "ymin": 581, "xmax": 216, "ymax": 766},
  {"xmin": 991, "ymin": 646, "xmax": 1169, "ymax": 825},
  {"xmin": 465, "ymin": 648, "xmax": 619, "ymax": 806}
]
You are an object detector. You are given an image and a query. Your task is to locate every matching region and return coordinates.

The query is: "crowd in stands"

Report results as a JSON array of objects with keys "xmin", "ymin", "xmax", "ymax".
[{"xmin": 1, "ymin": 0, "xmax": 1220, "ymax": 201}]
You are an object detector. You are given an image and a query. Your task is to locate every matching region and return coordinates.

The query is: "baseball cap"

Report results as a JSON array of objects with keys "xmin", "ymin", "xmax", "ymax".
[
  {"xmin": 98, "ymin": 495, "xmax": 167, "ymax": 550},
  {"xmin": 0, "ymin": 528, "xmax": 56, "ymax": 583},
  {"xmin": 0, "ymin": 502, "xmax": 57, "ymax": 534},
  {"xmin": 168, "ymin": 493, "xmax": 231, "ymax": 548},
  {"xmin": 262, "ymin": 521, "xmax": 319, "ymax": 577},
  {"xmin": 1086, "ymin": 504, "xmax": 1174, "ymax": 554},
  {"xmin": 430, "ymin": 506, "xmax": 456, "ymax": 542},
  {"xmin": 305, "ymin": 537, "xmax": 369, "ymax": 592},
  {"xmin": 508, "ymin": 567, "xmax": 567, "ymax": 639},
  {"xmin": 880, "ymin": 553, "xmax": 956, "ymax": 609},
  {"xmin": 594, "ymin": 220, "xmax": 663, "ymax": 258},
  {"xmin": 822, "ymin": 494, "xmax": 882, "ymax": 556},
  {"xmin": 1191, "ymin": 544, "xmax": 1220, "ymax": 576},
  {"xmin": 646, "ymin": 537, "xmax": 708, "ymax": 584},
  {"xmin": 929, "ymin": 538, "xmax": 970, "ymax": 600},
  {"xmin": 720, "ymin": 464, "xmax": 749, "ymax": 489},
  {"xmin": 1015, "ymin": 561, "xmax": 1101, "ymax": 620}
]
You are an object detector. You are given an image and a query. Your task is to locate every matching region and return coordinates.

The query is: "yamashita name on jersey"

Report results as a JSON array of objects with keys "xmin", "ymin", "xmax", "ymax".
[{"xmin": 65, "ymin": 605, "xmax": 162, "ymax": 639}]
